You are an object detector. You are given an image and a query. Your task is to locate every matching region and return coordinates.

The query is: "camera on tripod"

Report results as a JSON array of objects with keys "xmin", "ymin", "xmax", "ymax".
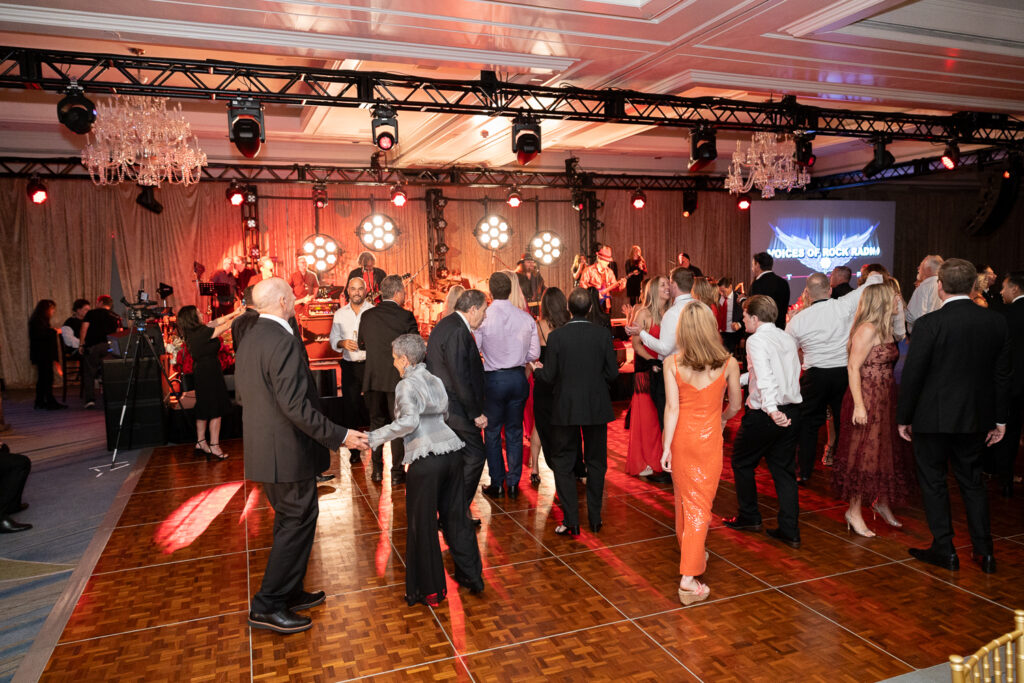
[{"xmin": 122, "ymin": 286, "xmax": 173, "ymax": 328}]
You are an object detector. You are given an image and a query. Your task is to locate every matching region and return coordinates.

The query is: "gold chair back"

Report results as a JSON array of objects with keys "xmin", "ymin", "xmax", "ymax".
[{"xmin": 951, "ymin": 610, "xmax": 1024, "ymax": 683}]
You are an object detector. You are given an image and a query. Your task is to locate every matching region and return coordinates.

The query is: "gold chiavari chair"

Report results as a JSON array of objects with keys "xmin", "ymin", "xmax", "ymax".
[{"xmin": 951, "ymin": 610, "xmax": 1024, "ymax": 683}]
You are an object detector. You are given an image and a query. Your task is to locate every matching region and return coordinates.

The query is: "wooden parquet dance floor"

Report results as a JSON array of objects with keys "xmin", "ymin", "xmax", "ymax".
[{"xmin": 38, "ymin": 408, "xmax": 1024, "ymax": 682}]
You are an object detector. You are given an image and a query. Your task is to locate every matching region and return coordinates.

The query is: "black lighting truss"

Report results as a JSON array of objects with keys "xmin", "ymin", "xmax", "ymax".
[
  {"xmin": 4, "ymin": 46, "xmax": 1024, "ymax": 144},
  {"xmin": 810, "ymin": 147, "xmax": 1017, "ymax": 191},
  {"xmin": 425, "ymin": 189, "xmax": 448, "ymax": 282}
]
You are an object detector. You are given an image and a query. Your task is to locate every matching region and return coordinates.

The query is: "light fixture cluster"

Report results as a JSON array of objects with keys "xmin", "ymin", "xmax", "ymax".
[
  {"xmin": 475, "ymin": 214, "xmax": 511, "ymax": 250},
  {"xmin": 313, "ymin": 183, "xmax": 329, "ymax": 209},
  {"xmin": 302, "ymin": 234, "xmax": 340, "ymax": 272},
  {"xmin": 358, "ymin": 213, "xmax": 399, "ymax": 251},
  {"xmin": 226, "ymin": 181, "xmax": 257, "ymax": 207},
  {"xmin": 530, "ymin": 231, "xmax": 562, "ymax": 265}
]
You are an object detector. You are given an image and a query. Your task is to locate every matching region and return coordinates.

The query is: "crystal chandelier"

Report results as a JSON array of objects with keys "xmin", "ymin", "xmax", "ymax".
[
  {"xmin": 81, "ymin": 95, "xmax": 207, "ymax": 187},
  {"xmin": 725, "ymin": 132, "xmax": 809, "ymax": 199}
]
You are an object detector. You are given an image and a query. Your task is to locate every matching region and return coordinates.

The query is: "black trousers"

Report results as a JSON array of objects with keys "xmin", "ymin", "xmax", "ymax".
[
  {"xmin": 366, "ymin": 390, "xmax": 405, "ymax": 475},
  {"xmin": 34, "ymin": 361, "xmax": 54, "ymax": 406},
  {"xmin": 405, "ymin": 451, "xmax": 483, "ymax": 604},
  {"xmin": 649, "ymin": 363, "xmax": 666, "ymax": 430},
  {"xmin": 0, "ymin": 448, "xmax": 31, "ymax": 514},
  {"xmin": 913, "ymin": 432, "xmax": 992, "ymax": 555},
  {"xmin": 340, "ymin": 360, "xmax": 369, "ymax": 429},
  {"xmin": 252, "ymin": 478, "xmax": 318, "ymax": 613},
  {"xmin": 81, "ymin": 344, "xmax": 107, "ymax": 403},
  {"xmin": 731, "ymin": 405, "xmax": 802, "ymax": 538},
  {"xmin": 447, "ymin": 417, "xmax": 486, "ymax": 511},
  {"xmin": 547, "ymin": 423, "xmax": 608, "ymax": 528},
  {"xmin": 796, "ymin": 366, "xmax": 849, "ymax": 480},
  {"xmin": 996, "ymin": 396, "xmax": 1024, "ymax": 486}
]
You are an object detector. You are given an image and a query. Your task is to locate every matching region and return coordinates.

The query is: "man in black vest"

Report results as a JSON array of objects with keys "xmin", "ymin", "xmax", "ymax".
[
  {"xmin": 749, "ymin": 252, "xmax": 791, "ymax": 329},
  {"xmin": 898, "ymin": 259, "xmax": 1011, "ymax": 574},
  {"xmin": 235, "ymin": 278, "xmax": 368, "ymax": 634},
  {"xmin": 535, "ymin": 288, "xmax": 619, "ymax": 536},
  {"xmin": 358, "ymin": 274, "xmax": 419, "ymax": 484},
  {"xmin": 425, "ymin": 289, "xmax": 489, "ymax": 515}
]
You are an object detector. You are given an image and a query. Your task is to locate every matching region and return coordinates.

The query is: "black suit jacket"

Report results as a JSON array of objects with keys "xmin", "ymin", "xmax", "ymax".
[
  {"xmin": 830, "ymin": 282, "xmax": 853, "ymax": 299},
  {"xmin": 425, "ymin": 312, "xmax": 485, "ymax": 429},
  {"xmin": 897, "ymin": 299, "xmax": 1011, "ymax": 433},
  {"xmin": 1003, "ymin": 298, "xmax": 1024, "ymax": 400},
  {"xmin": 235, "ymin": 318, "xmax": 349, "ymax": 483},
  {"xmin": 750, "ymin": 271, "xmax": 791, "ymax": 329},
  {"xmin": 230, "ymin": 308, "xmax": 259, "ymax": 351},
  {"xmin": 535, "ymin": 318, "xmax": 618, "ymax": 426},
  {"xmin": 358, "ymin": 300, "xmax": 419, "ymax": 393}
]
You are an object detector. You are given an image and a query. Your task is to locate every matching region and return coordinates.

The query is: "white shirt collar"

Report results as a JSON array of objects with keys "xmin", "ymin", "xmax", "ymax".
[
  {"xmin": 456, "ymin": 311, "xmax": 473, "ymax": 333},
  {"xmin": 1014, "ymin": 294, "xmax": 1024, "ymax": 304},
  {"xmin": 756, "ymin": 270, "xmax": 772, "ymax": 280},
  {"xmin": 941, "ymin": 295, "xmax": 971, "ymax": 307},
  {"xmin": 259, "ymin": 313, "xmax": 293, "ymax": 334},
  {"xmin": 672, "ymin": 293, "xmax": 692, "ymax": 306}
]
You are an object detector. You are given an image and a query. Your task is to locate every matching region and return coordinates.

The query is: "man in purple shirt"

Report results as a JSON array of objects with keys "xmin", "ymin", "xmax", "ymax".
[{"xmin": 475, "ymin": 272, "xmax": 540, "ymax": 499}]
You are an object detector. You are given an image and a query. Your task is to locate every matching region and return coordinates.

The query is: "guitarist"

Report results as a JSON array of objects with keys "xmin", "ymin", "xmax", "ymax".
[{"xmin": 580, "ymin": 246, "xmax": 625, "ymax": 314}]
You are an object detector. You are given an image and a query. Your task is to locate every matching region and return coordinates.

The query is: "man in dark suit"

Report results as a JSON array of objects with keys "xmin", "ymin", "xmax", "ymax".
[
  {"xmin": 829, "ymin": 266, "xmax": 853, "ymax": 299},
  {"xmin": 535, "ymin": 288, "xmax": 619, "ymax": 536},
  {"xmin": 236, "ymin": 278, "xmax": 368, "ymax": 634},
  {"xmin": 996, "ymin": 271, "xmax": 1024, "ymax": 497},
  {"xmin": 359, "ymin": 274, "xmax": 419, "ymax": 484},
  {"xmin": 749, "ymin": 252, "xmax": 791, "ymax": 329},
  {"xmin": 898, "ymin": 259, "xmax": 1011, "ymax": 574},
  {"xmin": 716, "ymin": 277, "xmax": 745, "ymax": 353},
  {"xmin": 426, "ymin": 289, "xmax": 489, "ymax": 513}
]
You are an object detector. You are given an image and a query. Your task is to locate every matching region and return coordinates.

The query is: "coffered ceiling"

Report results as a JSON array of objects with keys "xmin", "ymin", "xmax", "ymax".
[{"xmin": 0, "ymin": 0, "xmax": 1022, "ymax": 178}]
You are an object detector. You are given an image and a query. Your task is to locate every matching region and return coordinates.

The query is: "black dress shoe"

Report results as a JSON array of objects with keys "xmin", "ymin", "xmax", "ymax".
[
  {"xmin": 647, "ymin": 472, "xmax": 672, "ymax": 484},
  {"xmin": 506, "ymin": 484, "xmax": 520, "ymax": 500},
  {"xmin": 391, "ymin": 471, "xmax": 406, "ymax": 486},
  {"xmin": 972, "ymin": 553, "xmax": 997, "ymax": 574},
  {"xmin": 370, "ymin": 470, "xmax": 383, "ymax": 483},
  {"xmin": 8, "ymin": 502, "xmax": 28, "ymax": 513},
  {"xmin": 797, "ymin": 477, "xmax": 809, "ymax": 487},
  {"xmin": 0, "ymin": 516, "xmax": 31, "ymax": 533},
  {"xmin": 454, "ymin": 574, "xmax": 485, "ymax": 594},
  {"xmin": 349, "ymin": 452, "xmax": 363, "ymax": 465},
  {"xmin": 908, "ymin": 547, "xmax": 960, "ymax": 571},
  {"xmin": 554, "ymin": 524, "xmax": 580, "ymax": 536},
  {"xmin": 481, "ymin": 484, "xmax": 504, "ymax": 498},
  {"xmin": 248, "ymin": 608, "xmax": 312, "ymax": 634},
  {"xmin": 722, "ymin": 516, "xmax": 763, "ymax": 532},
  {"xmin": 316, "ymin": 473, "xmax": 335, "ymax": 483},
  {"xmin": 766, "ymin": 527, "xmax": 801, "ymax": 549},
  {"xmin": 288, "ymin": 590, "xmax": 327, "ymax": 611},
  {"xmin": 589, "ymin": 521, "xmax": 602, "ymax": 533},
  {"xmin": 470, "ymin": 517, "xmax": 482, "ymax": 526}
]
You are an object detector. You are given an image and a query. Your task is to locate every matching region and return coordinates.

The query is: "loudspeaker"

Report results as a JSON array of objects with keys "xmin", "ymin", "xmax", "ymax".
[
  {"xmin": 102, "ymin": 358, "xmax": 166, "ymax": 450},
  {"xmin": 297, "ymin": 316, "xmax": 340, "ymax": 361}
]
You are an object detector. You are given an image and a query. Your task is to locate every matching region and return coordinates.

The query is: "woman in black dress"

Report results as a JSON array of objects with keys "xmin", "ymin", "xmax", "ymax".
[
  {"xmin": 532, "ymin": 288, "xmax": 569, "ymax": 485},
  {"xmin": 177, "ymin": 305, "xmax": 243, "ymax": 459},
  {"xmin": 28, "ymin": 299, "xmax": 66, "ymax": 410}
]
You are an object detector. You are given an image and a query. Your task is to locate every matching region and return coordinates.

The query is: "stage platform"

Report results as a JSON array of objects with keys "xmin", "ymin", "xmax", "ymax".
[{"xmin": 15, "ymin": 406, "xmax": 1024, "ymax": 681}]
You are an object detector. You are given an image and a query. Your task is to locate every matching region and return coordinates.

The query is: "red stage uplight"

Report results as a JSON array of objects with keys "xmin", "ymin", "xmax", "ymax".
[
  {"xmin": 226, "ymin": 182, "xmax": 245, "ymax": 206},
  {"xmin": 737, "ymin": 194, "xmax": 751, "ymax": 210},
  {"xmin": 631, "ymin": 189, "xmax": 646, "ymax": 210},
  {"xmin": 940, "ymin": 141, "xmax": 959, "ymax": 170},
  {"xmin": 27, "ymin": 178, "xmax": 48, "ymax": 204},
  {"xmin": 390, "ymin": 186, "xmax": 407, "ymax": 207},
  {"xmin": 507, "ymin": 189, "xmax": 522, "ymax": 208}
]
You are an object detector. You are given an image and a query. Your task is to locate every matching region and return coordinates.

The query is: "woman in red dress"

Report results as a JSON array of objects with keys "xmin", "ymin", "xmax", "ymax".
[
  {"xmin": 663, "ymin": 302, "xmax": 742, "ymax": 604},
  {"xmin": 832, "ymin": 281, "xmax": 913, "ymax": 536},
  {"xmin": 626, "ymin": 276, "xmax": 670, "ymax": 479}
]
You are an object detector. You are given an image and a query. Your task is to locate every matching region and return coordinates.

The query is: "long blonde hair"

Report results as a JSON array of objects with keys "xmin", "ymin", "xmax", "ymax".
[
  {"xmin": 639, "ymin": 275, "xmax": 669, "ymax": 327},
  {"xmin": 692, "ymin": 277, "xmax": 717, "ymax": 308},
  {"xmin": 442, "ymin": 285, "xmax": 465, "ymax": 317},
  {"xmin": 500, "ymin": 269, "xmax": 529, "ymax": 312},
  {"xmin": 675, "ymin": 301, "xmax": 731, "ymax": 371},
  {"xmin": 848, "ymin": 283, "xmax": 895, "ymax": 354}
]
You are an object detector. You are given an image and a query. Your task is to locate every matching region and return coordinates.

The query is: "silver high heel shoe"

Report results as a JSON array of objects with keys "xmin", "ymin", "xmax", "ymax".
[
  {"xmin": 871, "ymin": 502, "xmax": 902, "ymax": 528},
  {"xmin": 844, "ymin": 510, "xmax": 876, "ymax": 538}
]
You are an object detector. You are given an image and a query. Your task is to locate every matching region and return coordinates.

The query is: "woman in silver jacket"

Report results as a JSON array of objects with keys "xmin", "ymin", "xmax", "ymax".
[{"xmin": 368, "ymin": 334, "xmax": 484, "ymax": 607}]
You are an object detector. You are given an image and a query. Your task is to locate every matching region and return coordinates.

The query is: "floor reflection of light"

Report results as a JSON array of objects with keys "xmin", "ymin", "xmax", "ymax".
[{"xmin": 153, "ymin": 482, "xmax": 243, "ymax": 554}]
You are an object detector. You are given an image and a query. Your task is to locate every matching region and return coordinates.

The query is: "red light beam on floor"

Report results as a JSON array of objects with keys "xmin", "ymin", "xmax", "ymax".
[{"xmin": 153, "ymin": 482, "xmax": 243, "ymax": 554}]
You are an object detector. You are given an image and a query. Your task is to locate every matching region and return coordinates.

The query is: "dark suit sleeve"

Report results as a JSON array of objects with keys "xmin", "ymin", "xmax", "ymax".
[
  {"xmin": 535, "ymin": 335, "xmax": 559, "ymax": 385},
  {"xmin": 994, "ymin": 318, "xmax": 1011, "ymax": 424},
  {"xmin": 357, "ymin": 313, "xmax": 367, "ymax": 351},
  {"xmin": 404, "ymin": 310, "xmax": 419, "ymax": 335},
  {"xmin": 448, "ymin": 329, "xmax": 483, "ymax": 418},
  {"xmin": 897, "ymin": 315, "xmax": 936, "ymax": 425},
  {"xmin": 602, "ymin": 329, "xmax": 619, "ymax": 382},
  {"xmin": 269, "ymin": 335, "xmax": 349, "ymax": 448}
]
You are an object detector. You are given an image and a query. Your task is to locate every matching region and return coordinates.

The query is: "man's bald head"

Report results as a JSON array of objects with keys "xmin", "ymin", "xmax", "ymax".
[
  {"xmin": 253, "ymin": 277, "xmax": 295, "ymax": 318},
  {"xmin": 805, "ymin": 272, "xmax": 831, "ymax": 301}
]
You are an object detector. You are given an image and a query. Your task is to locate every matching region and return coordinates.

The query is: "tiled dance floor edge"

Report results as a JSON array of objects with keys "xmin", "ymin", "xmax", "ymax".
[{"xmin": 10, "ymin": 448, "xmax": 154, "ymax": 683}]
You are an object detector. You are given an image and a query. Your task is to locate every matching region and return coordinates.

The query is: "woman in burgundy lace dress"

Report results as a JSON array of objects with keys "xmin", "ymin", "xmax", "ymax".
[{"xmin": 832, "ymin": 281, "xmax": 913, "ymax": 537}]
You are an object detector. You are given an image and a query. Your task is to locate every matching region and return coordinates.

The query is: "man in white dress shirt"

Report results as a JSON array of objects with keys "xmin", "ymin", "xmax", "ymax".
[
  {"xmin": 330, "ymin": 277, "xmax": 373, "ymax": 465},
  {"xmin": 905, "ymin": 254, "xmax": 943, "ymax": 333},
  {"xmin": 723, "ymin": 294, "xmax": 804, "ymax": 548},
  {"xmin": 626, "ymin": 267, "xmax": 694, "ymax": 426}
]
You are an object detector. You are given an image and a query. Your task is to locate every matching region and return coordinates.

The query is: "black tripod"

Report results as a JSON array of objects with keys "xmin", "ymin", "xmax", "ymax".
[{"xmin": 106, "ymin": 320, "xmax": 181, "ymax": 470}]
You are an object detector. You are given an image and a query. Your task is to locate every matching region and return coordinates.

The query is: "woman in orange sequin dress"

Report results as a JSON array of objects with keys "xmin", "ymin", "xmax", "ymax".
[{"xmin": 662, "ymin": 302, "xmax": 742, "ymax": 604}]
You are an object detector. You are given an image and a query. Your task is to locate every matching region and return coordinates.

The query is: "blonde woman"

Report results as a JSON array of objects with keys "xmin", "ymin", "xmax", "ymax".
[
  {"xmin": 500, "ymin": 269, "xmax": 530, "ymax": 313},
  {"xmin": 691, "ymin": 277, "xmax": 718, "ymax": 309},
  {"xmin": 662, "ymin": 302, "xmax": 742, "ymax": 604},
  {"xmin": 832, "ymin": 282, "xmax": 913, "ymax": 536},
  {"xmin": 626, "ymin": 276, "xmax": 671, "ymax": 480},
  {"xmin": 971, "ymin": 274, "xmax": 989, "ymax": 308},
  {"xmin": 442, "ymin": 285, "xmax": 465, "ymax": 318}
]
